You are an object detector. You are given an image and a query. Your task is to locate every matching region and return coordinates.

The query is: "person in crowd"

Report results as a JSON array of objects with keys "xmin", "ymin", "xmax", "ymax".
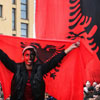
[
  {"xmin": 92, "ymin": 82, "xmax": 97, "ymax": 88},
  {"xmin": 88, "ymin": 86, "xmax": 94, "ymax": 96},
  {"xmin": 84, "ymin": 81, "xmax": 91, "ymax": 95},
  {"xmin": 97, "ymin": 83, "xmax": 100, "ymax": 89},
  {"xmin": 84, "ymin": 87, "xmax": 94, "ymax": 100},
  {"xmin": 44, "ymin": 93, "xmax": 49, "ymax": 100},
  {"xmin": 0, "ymin": 41, "xmax": 80, "ymax": 100},
  {"xmin": 94, "ymin": 85, "xmax": 100, "ymax": 94}
]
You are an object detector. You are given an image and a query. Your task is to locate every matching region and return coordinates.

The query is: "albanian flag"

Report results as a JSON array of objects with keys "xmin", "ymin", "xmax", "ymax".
[
  {"xmin": 35, "ymin": 0, "xmax": 100, "ymax": 83},
  {"xmin": 0, "ymin": 35, "xmax": 93, "ymax": 100}
]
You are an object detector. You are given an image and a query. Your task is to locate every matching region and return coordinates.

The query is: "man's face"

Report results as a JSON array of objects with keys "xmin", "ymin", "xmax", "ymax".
[
  {"xmin": 23, "ymin": 49, "xmax": 35, "ymax": 66},
  {"xmin": 95, "ymin": 85, "xmax": 100, "ymax": 91}
]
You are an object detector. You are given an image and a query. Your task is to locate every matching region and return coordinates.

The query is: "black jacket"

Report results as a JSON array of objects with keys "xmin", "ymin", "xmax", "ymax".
[{"xmin": 0, "ymin": 49, "xmax": 66, "ymax": 100}]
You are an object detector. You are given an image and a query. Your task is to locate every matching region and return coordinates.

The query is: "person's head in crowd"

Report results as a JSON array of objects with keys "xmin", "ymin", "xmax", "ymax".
[
  {"xmin": 45, "ymin": 93, "xmax": 49, "ymax": 99},
  {"xmin": 86, "ymin": 81, "xmax": 91, "ymax": 88},
  {"xmin": 84, "ymin": 81, "xmax": 91, "ymax": 94},
  {"xmin": 88, "ymin": 86, "xmax": 94, "ymax": 93},
  {"xmin": 92, "ymin": 82, "xmax": 97, "ymax": 87},
  {"xmin": 98, "ymin": 83, "xmax": 100, "ymax": 88},
  {"xmin": 95, "ymin": 85, "xmax": 100, "ymax": 92}
]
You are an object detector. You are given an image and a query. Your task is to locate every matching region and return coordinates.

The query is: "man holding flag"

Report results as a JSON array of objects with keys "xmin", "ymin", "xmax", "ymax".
[{"xmin": 0, "ymin": 41, "xmax": 79, "ymax": 100}]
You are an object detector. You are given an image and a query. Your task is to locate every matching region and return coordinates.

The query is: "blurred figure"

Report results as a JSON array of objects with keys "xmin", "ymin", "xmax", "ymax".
[
  {"xmin": 88, "ymin": 86, "xmax": 94, "ymax": 96},
  {"xmin": 45, "ymin": 93, "xmax": 49, "ymax": 100},
  {"xmin": 92, "ymin": 82, "xmax": 97, "ymax": 88},
  {"xmin": 94, "ymin": 85, "xmax": 100, "ymax": 93},
  {"xmin": 84, "ymin": 87, "xmax": 94, "ymax": 100},
  {"xmin": 84, "ymin": 81, "xmax": 91, "ymax": 93},
  {"xmin": 97, "ymin": 83, "xmax": 100, "ymax": 88}
]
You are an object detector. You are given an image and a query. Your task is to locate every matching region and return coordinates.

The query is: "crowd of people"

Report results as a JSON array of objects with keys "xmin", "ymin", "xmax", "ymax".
[{"xmin": 84, "ymin": 81, "xmax": 100, "ymax": 100}]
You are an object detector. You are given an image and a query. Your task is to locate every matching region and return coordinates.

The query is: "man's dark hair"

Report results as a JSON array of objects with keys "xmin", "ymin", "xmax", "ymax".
[{"xmin": 88, "ymin": 86, "xmax": 94, "ymax": 91}]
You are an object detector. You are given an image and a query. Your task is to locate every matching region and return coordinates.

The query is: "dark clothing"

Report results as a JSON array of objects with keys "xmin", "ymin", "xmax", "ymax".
[{"xmin": 0, "ymin": 49, "xmax": 66, "ymax": 100}]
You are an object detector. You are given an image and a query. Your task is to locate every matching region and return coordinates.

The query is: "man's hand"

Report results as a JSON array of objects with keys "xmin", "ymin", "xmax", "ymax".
[
  {"xmin": 70, "ymin": 41, "xmax": 80, "ymax": 49},
  {"xmin": 64, "ymin": 41, "xmax": 80, "ymax": 54}
]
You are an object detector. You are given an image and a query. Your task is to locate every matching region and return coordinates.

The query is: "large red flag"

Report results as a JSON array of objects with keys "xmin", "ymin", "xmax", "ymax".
[
  {"xmin": 35, "ymin": 0, "xmax": 100, "ymax": 83},
  {"xmin": 35, "ymin": 0, "xmax": 69, "ymax": 40},
  {"xmin": 0, "ymin": 35, "xmax": 93, "ymax": 100}
]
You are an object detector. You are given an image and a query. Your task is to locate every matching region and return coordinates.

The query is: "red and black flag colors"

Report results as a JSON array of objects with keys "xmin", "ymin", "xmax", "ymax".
[
  {"xmin": 35, "ymin": 0, "xmax": 100, "ymax": 83},
  {"xmin": 0, "ymin": 35, "xmax": 93, "ymax": 100}
]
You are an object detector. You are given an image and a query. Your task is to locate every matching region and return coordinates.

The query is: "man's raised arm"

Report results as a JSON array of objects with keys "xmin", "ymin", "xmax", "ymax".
[{"xmin": 0, "ymin": 49, "xmax": 17, "ymax": 73}]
